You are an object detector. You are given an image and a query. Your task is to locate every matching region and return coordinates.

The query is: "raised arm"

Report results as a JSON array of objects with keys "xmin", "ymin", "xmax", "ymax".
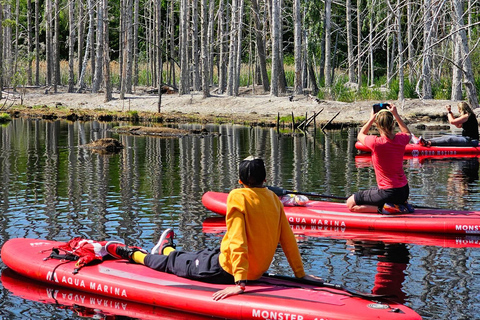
[
  {"xmin": 388, "ymin": 104, "xmax": 411, "ymax": 137},
  {"xmin": 357, "ymin": 110, "xmax": 376, "ymax": 145}
]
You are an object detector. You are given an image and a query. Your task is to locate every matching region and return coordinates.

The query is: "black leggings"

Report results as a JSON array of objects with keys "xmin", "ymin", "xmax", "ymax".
[
  {"xmin": 143, "ymin": 248, "xmax": 234, "ymax": 284},
  {"xmin": 354, "ymin": 184, "xmax": 409, "ymax": 207}
]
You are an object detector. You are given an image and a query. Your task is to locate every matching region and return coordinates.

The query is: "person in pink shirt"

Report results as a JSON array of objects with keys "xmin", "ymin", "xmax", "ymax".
[{"xmin": 347, "ymin": 104, "xmax": 412, "ymax": 214}]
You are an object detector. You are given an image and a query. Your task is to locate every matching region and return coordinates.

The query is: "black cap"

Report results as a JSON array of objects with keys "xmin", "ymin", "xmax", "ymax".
[{"xmin": 239, "ymin": 156, "xmax": 266, "ymax": 187}]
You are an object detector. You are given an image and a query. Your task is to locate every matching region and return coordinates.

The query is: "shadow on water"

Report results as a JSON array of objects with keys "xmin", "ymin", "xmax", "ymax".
[{"xmin": 0, "ymin": 118, "xmax": 479, "ymax": 319}]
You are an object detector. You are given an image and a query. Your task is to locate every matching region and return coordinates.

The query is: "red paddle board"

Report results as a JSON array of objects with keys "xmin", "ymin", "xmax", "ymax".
[
  {"xmin": 1, "ymin": 238, "xmax": 421, "ymax": 320},
  {"xmin": 202, "ymin": 191, "xmax": 480, "ymax": 234}
]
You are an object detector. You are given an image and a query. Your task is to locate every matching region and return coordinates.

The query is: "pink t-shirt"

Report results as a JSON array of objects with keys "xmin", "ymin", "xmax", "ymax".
[{"xmin": 363, "ymin": 133, "xmax": 410, "ymax": 189}]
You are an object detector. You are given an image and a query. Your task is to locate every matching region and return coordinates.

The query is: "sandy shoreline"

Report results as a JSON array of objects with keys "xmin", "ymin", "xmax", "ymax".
[{"xmin": 5, "ymin": 86, "xmax": 456, "ymax": 125}]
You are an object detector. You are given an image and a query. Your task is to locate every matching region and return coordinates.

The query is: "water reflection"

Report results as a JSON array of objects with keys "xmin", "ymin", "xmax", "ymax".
[
  {"xmin": 0, "ymin": 119, "xmax": 480, "ymax": 320},
  {"xmin": 347, "ymin": 240, "xmax": 409, "ymax": 303}
]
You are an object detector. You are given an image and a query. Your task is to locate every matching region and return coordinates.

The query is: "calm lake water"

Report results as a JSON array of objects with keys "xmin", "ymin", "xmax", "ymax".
[{"xmin": 1, "ymin": 118, "xmax": 480, "ymax": 320}]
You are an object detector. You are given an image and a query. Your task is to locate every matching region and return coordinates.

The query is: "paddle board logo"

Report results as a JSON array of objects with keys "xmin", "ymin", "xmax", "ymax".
[
  {"xmin": 455, "ymin": 225, "xmax": 480, "ymax": 233},
  {"xmin": 252, "ymin": 309, "xmax": 308, "ymax": 320},
  {"xmin": 367, "ymin": 303, "xmax": 390, "ymax": 309}
]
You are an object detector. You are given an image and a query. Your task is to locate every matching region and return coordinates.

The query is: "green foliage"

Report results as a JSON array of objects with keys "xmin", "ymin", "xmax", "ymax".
[
  {"xmin": 329, "ymin": 75, "xmax": 356, "ymax": 102},
  {"xmin": 279, "ymin": 115, "xmax": 305, "ymax": 123},
  {"xmin": 283, "ymin": 54, "xmax": 295, "ymax": 66},
  {"xmin": 284, "ymin": 70, "xmax": 295, "ymax": 87},
  {"xmin": 432, "ymin": 78, "xmax": 452, "ymax": 100},
  {"xmin": 0, "ymin": 113, "xmax": 12, "ymax": 122}
]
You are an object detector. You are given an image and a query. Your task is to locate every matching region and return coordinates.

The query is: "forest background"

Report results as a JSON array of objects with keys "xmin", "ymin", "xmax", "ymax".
[{"xmin": 1, "ymin": 0, "xmax": 480, "ymax": 115}]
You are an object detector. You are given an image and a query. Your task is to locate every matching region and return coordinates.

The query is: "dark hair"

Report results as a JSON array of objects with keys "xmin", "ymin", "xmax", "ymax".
[{"xmin": 239, "ymin": 157, "xmax": 266, "ymax": 187}]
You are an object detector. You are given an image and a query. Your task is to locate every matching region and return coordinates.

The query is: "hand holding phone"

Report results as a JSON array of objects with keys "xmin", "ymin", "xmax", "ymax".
[{"xmin": 373, "ymin": 103, "xmax": 390, "ymax": 114}]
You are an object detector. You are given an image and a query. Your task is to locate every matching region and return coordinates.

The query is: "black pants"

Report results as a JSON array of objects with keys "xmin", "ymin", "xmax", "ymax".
[{"xmin": 143, "ymin": 248, "xmax": 234, "ymax": 284}]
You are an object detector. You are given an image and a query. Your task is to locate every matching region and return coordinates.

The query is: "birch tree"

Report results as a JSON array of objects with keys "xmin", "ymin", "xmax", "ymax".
[
  {"xmin": 201, "ymin": 0, "xmax": 210, "ymax": 97},
  {"xmin": 294, "ymin": 0, "xmax": 303, "ymax": 94},
  {"xmin": 270, "ymin": 0, "xmax": 280, "ymax": 96},
  {"xmin": 68, "ymin": 0, "xmax": 76, "ymax": 92},
  {"xmin": 251, "ymin": 0, "xmax": 269, "ymax": 92},
  {"xmin": 35, "ymin": 0, "xmax": 40, "ymax": 85},
  {"xmin": 179, "ymin": 0, "xmax": 189, "ymax": 94},
  {"xmin": 346, "ymin": 0, "xmax": 355, "ymax": 83},
  {"xmin": 421, "ymin": 0, "xmax": 433, "ymax": 99},
  {"xmin": 357, "ymin": 0, "xmax": 362, "ymax": 89},
  {"xmin": 452, "ymin": 0, "xmax": 478, "ymax": 108},
  {"xmin": 396, "ymin": 0, "xmax": 404, "ymax": 100},
  {"xmin": 104, "ymin": 0, "xmax": 112, "ymax": 102},
  {"xmin": 92, "ymin": 0, "xmax": 104, "ymax": 93},
  {"xmin": 324, "ymin": 0, "xmax": 332, "ymax": 87}
]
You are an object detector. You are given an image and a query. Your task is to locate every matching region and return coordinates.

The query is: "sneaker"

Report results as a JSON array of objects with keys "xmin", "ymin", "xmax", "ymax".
[
  {"xmin": 381, "ymin": 203, "xmax": 409, "ymax": 214},
  {"xmin": 404, "ymin": 202, "xmax": 415, "ymax": 213},
  {"xmin": 418, "ymin": 137, "xmax": 431, "ymax": 147},
  {"xmin": 105, "ymin": 241, "xmax": 144, "ymax": 260},
  {"xmin": 151, "ymin": 228, "xmax": 176, "ymax": 255}
]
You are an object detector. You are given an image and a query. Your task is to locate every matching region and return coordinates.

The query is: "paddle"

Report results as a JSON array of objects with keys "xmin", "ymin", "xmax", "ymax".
[
  {"xmin": 267, "ymin": 185, "xmax": 348, "ymax": 201},
  {"xmin": 267, "ymin": 185, "xmax": 441, "ymax": 210},
  {"xmin": 263, "ymin": 273, "xmax": 392, "ymax": 300}
]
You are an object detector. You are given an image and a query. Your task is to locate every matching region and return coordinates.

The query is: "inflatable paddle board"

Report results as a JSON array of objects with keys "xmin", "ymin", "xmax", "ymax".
[
  {"xmin": 202, "ymin": 191, "xmax": 480, "ymax": 234},
  {"xmin": 203, "ymin": 217, "xmax": 480, "ymax": 248},
  {"xmin": 1, "ymin": 238, "xmax": 421, "ymax": 320},
  {"xmin": 1, "ymin": 268, "xmax": 212, "ymax": 320},
  {"xmin": 355, "ymin": 141, "xmax": 480, "ymax": 156}
]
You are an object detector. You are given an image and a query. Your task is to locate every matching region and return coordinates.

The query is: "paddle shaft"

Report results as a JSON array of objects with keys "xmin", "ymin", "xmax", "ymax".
[
  {"xmin": 264, "ymin": 273, "xmax": 391, "ymax": 300},
  {"xmin": 267, "ymin": 186, "xmax": 441, "ymax": 210}
]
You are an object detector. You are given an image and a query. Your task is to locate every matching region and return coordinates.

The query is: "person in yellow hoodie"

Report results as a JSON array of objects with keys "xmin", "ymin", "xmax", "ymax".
[{"xmin": 106, "ymin": 156, "xmax": 320, "ymax": 300}]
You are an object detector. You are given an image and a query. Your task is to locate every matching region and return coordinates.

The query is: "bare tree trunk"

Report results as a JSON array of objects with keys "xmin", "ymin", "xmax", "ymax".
[
  {"xmin": 452, "ymin": 21, "xmax": 462, "ymax": 100},
  {"xmin": 346, "ymin": 0, "xmax": 355, "ymax": 83},
  {"xmin": 357, "ymin": 0, "xmax": 362, "ymax": 89},
  {"xmin": 104, "ymin": 0, "xmax": 112, "ymax": 102},
  {"xmin": 157, "ymin": 0, "xmax": 163, "ymax": 110},
  {"xmin": 14, "ymin": 0, "xmax": 19, "ymax": 87},
  {"xmin": 201, "ymin": 0, "xmax": 210, "ymax": 97},
  {"xmin": 250, "ymin": 0, "xmax": 269, "ymax": 92},
  {"xmin": 218, "ymin": 0, "xmax": 227, "ymax": 93},
  {"xmin": 77, "ymin": 0, "xmax": 94, "ymax": 92},
  {"xmin": 92, "ymin": 0, "xmax": 104, "ymax": 92},
  {"xmin": 324, "ymin": 0, "xmax": 332, "ymax": 87},
  {"xmin": 53, "ymin": 0, "xmax": 60, "ymax": 92},
  {"xmin": 421, "ymin": 0, "xmax": 432, "ymax": 99},
  {"xmin": 46, "ymin": 0, "xmax": 52, "ymax": 86},
  {"xmin": 68, "ymin": 0, "xmax": 76, "ymax": 92},
  {"xmin": 78, "ymin": 0, "xmax": 84, "ymax": 81},
  {"xmin": 125, "ymin": 0, "xmax": 133, "ymax": 94},
  {"xmin": 294, "ymin": 0, "xmax": 302, "ymax": 94},
  {"xmin": 169, "ymin": 0, "xmax": 176, "ymax": 86},
  {"xmin": 396, "ymin": 0, "xmax": 404, "ymax": 100},
  {"xmin": 208, "ymin": 0, "xmax": 215, "ymax": 86},
  {"xmin": 120, "ymin": 0, "xmax": 127, "ymax": 99},
  {"xmin": 234, "ymin": 0, "xmax": 245, "ymax": 95},
  {"xmin": 407, "ymin": 1, "xmax": 414, "ymax": 83},
  {"xmin": 192, "ymin": 0, "xmax": 201, "ymax": 91},
  {"xmin": 270, "ymin": 0, "xmax": 280, "ymax": 96},
  {"xmin": 452, "ymin": 0, "xmax": 478, "ymax": 108},
  {"xmin": 27, "ymin": 0, "xmax": 33, "ymax": 85},
  {"xmin": 90, "ymin": 4, "xmax": 96, "ymax": 88},
  {"xmin": 368, "ymin": 0, "xmax": 374, "ymax": 86},
  {"xmin": 179, "ymin": 0, "xmax": 189, "ymax": 94},
  {"xmin": 133, "ymin": 0, "xmax": 139, "ymax": 88},
  {"xmin": 35, "ymin": 0, "xmax": 40, "ymax": 85},
  {"xmin": 226, "ymin": 0, "xmax": 238, "ymax": 96}
]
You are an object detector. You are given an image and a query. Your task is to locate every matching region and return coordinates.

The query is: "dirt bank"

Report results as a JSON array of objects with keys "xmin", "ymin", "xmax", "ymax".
[{"xmin": 2, "ymin": 86, "xmax": 459, "ymax": 127}]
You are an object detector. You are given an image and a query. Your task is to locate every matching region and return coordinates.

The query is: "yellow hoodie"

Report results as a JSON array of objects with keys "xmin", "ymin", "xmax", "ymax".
[{"xmin": 219, "ymin": 187, "xmax": 306, "ymax": 282}]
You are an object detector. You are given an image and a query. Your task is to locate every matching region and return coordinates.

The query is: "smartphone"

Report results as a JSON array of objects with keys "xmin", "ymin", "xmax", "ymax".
[{"xmin": 373, "ymin": 103, "xmax": 389, "ymax": 113}]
